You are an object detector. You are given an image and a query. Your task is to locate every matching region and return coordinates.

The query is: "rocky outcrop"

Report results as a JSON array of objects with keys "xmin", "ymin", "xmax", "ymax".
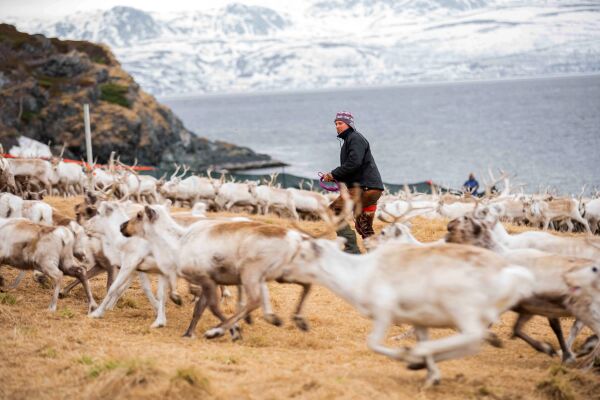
[{"xmin": 0, "ymin": 24, "xmax": 281, "ymax": 171}]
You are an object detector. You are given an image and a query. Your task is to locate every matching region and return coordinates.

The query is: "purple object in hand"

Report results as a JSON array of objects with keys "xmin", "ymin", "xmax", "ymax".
[{"xmin": 318, "ymin": 172, "xmax": 340, "ymax": 192}]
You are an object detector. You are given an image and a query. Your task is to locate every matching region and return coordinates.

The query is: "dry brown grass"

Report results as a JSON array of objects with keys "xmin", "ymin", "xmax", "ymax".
[{"xmin": 0, "ymin": 197, "xmax": 598, "ymax": 399}]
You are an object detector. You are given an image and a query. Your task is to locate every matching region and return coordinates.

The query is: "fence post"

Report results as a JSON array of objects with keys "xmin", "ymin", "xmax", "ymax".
[{"xmin": 84, "ymin": 104, "xmax": 93, "ymax": 190}]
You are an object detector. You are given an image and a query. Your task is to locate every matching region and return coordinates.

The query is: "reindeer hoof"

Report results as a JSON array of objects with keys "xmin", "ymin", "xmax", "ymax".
[
  {"xmin": 58, "ymin": 292, "xmax": 67, "ymax": 299},
  {"xmin": 244, "ymin": 314, "xmax": 253, "ymax": 325},
  {"xmin": 182, "ymin": 331, "xmax": 195, "ymax": 338},
  {"xmin": 293, "ymin": 315, "xmax": 310, "ymax": 331},
  {"xmin": 204, "ymin": 327, "xmax": 225, "ymax": 339},
  {"xmin": 150, "ymin": 320, "xmax": 165, "ymax": 329},
  {"xmin": 170, "ymin": 293, "xmax": 183, "ymax": 306},
  {"xmin": 88, "ymin": 310, "xmax": 102, "ymax": 319},
  {"xmin": 264, "ymin": 313, "xmax": 283, "ymax": 327},
  {"xmin": 230, "ymin": 326, "xmax": 242, "ymax": 341},
  {"xmin": 423, "ymin": 376, "xmax": 441, "ymax": 389},
  {"xmin": 485, "ymin": 332, "xmax": 503, "ymax": 348},
  {"xmin": 540, "ymin": 342, "xmax": 557, "ymax": 356}
]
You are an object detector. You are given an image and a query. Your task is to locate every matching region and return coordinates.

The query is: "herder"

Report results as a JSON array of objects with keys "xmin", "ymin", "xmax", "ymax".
[{"xmin": 322, "ymin": 111, "xmax": 384, "ymax": 253}]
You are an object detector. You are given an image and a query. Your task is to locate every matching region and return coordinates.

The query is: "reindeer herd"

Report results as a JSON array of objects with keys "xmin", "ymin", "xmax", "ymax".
[{"xmin": 0, "ymin": 154, "xmax": 598, "ymax": 387}]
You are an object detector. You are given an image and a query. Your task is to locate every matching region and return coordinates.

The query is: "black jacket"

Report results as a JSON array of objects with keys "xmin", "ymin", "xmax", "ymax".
[{"xmin": 331, "ymin": 128, "xmax": 384, "ymax": 190}]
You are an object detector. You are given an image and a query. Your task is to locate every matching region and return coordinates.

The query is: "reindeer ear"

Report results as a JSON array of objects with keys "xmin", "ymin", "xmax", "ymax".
[
  {"xmin": 145, "ymin": 206, "xmax": 158, "ymax": 222},
  {"xmin": 164, "ymin": 199, "xmax": 172, "ymax": 209}
]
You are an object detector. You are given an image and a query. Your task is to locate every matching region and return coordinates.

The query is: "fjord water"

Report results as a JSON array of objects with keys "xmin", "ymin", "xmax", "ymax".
[{"xmin": 163, "ymin": 75, "xmax": 600, "ymax": 194}]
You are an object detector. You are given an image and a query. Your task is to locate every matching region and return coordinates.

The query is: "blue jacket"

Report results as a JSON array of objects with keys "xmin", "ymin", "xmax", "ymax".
[{"xmin": 463, "ymin": 178, "xmax": 479, "ymax": 194}]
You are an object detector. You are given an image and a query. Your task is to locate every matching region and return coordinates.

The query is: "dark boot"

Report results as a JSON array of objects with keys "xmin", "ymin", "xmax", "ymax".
[
  {"xmin": 336, "ymin": 224, "xmax": 361, "ymax": 254},
  {"xmin": 355, "ymin": 212, "xmax": 376, "ymax": 239}
]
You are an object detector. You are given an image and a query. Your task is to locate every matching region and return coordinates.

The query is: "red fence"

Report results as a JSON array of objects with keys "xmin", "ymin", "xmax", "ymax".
[{"xmin": 1, "ymin": 154, "xmax": 155, "ymax": 171}]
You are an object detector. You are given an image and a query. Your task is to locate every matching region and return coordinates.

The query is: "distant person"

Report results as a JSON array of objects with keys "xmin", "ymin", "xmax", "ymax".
[
  {"xmin": 322, "ymin": 111, "xmax": 384, "ymax": 254},
  {"xmin": 463, "ymin": 173, "xmax": 480, "ymax": 196}
]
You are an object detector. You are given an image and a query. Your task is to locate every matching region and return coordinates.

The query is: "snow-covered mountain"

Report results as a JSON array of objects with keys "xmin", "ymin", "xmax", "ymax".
[{"xmin": 4, "ymin": 1, "xmax": 599, "ymax": 96}]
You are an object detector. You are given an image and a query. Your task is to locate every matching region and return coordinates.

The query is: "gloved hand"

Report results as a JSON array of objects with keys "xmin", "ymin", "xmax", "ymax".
[{"xmin": 322, "ymin": 172, "xmax": 335, "ymax": 182}]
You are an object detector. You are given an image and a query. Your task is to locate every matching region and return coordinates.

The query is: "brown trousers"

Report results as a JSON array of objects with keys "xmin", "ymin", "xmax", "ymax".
[{"xmin": 330, "ymin": 187, "xmax": 383, "ymax": 239}]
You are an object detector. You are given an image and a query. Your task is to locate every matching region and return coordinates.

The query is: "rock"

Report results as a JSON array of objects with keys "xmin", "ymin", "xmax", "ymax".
[
  {"xmin": 0, "ymin": 23, "xmax": 279, "ymax": 171},
  {"xmin": 38, "ymin": 51, "xmax": 92, "ymax": 78}
]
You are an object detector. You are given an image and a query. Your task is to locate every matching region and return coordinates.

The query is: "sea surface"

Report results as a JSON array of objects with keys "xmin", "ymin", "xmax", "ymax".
[{"xmin": 163, "ymin": 75, "xmax": 600, "ymax": 194}]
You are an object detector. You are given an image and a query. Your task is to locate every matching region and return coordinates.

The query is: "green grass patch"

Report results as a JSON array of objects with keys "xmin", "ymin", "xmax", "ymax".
[
  {"xmin": 39, "ymin": 346, "xmax": 58, "ymax": 359},
  {"xmin": 174, "ymin": 367, "xmax": 210, "ymax": 391},
  {"xmin": 0, "ymin": 293, "xmax": 17, "ymax": 305},
  {"xmin": 116, "ymin": 296, "xmax": 138, "ymax": 309},
  {"xmin": 536, "ymin": 366, "xmax": 576, "ymax": 400},
  {"xmin": 78, "ymin": 355, "xmax": 94, "ymax": 366},
  {"xmin": 91, "ymin": 55, "xmax": 108, "ymax": 65},
  {"xmin": 100, "ymin": 83, "xmax": 130, "ymax": 108},
  {"xmin": 59, "ymin": 307, "xmax": 75, "ymax": 319},
  {"xmin": 87, "ymin": 358, "xmax": 153, "ymax": 379},
  {"xmin": 20, "ymin": 110, "xmax": 39, "ymax": 123}
]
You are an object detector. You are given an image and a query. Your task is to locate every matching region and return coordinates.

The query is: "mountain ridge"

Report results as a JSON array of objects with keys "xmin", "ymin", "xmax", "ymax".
[{"xmin": 3, "ymin": 1, "xmax": 599, "ymax": 96}]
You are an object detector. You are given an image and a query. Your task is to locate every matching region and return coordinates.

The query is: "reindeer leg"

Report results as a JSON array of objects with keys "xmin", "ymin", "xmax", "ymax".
[
  {"xmin": 60, "ymin": 264, "xmax": 103, "ymax": 298},
  {"xmin": 260, "ymin": 282, "xmax": 282, "ymax": 327},
  {"xmin": 205, "ymin": 272, "xmax": 264, "ymax": 340},
  {"xmin": 548, "ymin": 318, "xmax": 576, "ymax": 363},
  {"xmin": 45, "ymin": 268, "xmax": 63, "ymax": 312},
  {"xmin": 291, "ymin": 282, "xmax": 311, "ymax": 331},
  {"xmin": 89, "ymin": 265, "xmax": 136, "ymax": 318},
  {"xmin": 566, "ymin": 320, "xmax": 585, "ymax": 350},
  {"xmin": 4, "ymin": 270, "xmax": 26, "ymax": 290},
  {"xmin": 414, "ymin": 327, "xmax": 441, "ymax": 388},
  {"xmin": 61, "ymin": 264, "xmax": 97, "ymax": 313},
  {"xmin": 137, "ymin": 272, "xmax": 159, "ymax": 310},
  {"xmin": 366, "ymin": 313, "xmax": 410, "ymax": 361},
  {"xmin": 512, "ymin": 313, "xmax": 557, "ymax": 356},
  {"xmin": 182, "ymin": 292, "xmax": 209, "ymax": 338},
  {"xmin": 150, "ymin": 275, "xmax": 167, "ymax": 328}
]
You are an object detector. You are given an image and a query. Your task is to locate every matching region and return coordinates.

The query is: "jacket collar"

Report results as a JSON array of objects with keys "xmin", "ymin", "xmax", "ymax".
[{"xmin": 337, "ymin": 127, "xmax": 354, "ymax": 140}]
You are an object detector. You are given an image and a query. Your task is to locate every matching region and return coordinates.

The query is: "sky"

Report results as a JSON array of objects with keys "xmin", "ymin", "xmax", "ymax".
[{"xmin": 0, "ymin": 0, "xmax": 302, "ymax": 18}]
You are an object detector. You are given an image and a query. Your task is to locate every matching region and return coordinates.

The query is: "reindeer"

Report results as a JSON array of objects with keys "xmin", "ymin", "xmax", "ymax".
[
  {"xmin": 444, "ymin": 214, "xmax": 593, "ymax": 362},
  {"xmin": 7, "ymin": 158, "xmax": 58, "ymax": 195},
  {"xmin": 49, "ymin": 145, "xmax": 85, "ymax": 196},
  {"xmin": 0, "ymin": 148, "xmax": 17, "ymax": 193},
  {"xmin": 0, "ymin": 218, "xmax": 97, "ymax": 312},
  {"xmin": 286, "ymin": 187, "xmax": 330, "ymax": 220},
  {"xmin": 215, "ymin": 181, "xmax": 258, "ymax": 213},
  {"xmin": 525, "ymin": 196, "xmax": 591, "ymax": 233},
  {"xmin": 118, "ymin": 198, "xmax": 331, "ymax": 339},
  {"xmin": 283, "ymin": 227, "xmax": 534, "ymax": 386},
  {"xmin": 255, "ymin": 173, "xmax": 298, "ymax": 219}
]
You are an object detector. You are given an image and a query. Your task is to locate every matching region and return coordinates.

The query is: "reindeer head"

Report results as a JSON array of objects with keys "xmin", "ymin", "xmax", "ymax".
[
  {"xmin": 285, "ymin": 237, "xmax": 345, "ymax": 282},
  {"xmin": 120, "ymin": 205, "xmax": 165, "ymax": 238},
  {"xmin": 75, "ymin": 196, "xmax": 98, "ymax": 224},
  {"xmin": 67, "ymin": 221, "xmax": 91, "ymax": 263},
  {"xmin": 365, "ymin": 222, "xmax": 413, "ymax": 250},
  {"xmin": 564, "ymin": 263, "xmax": 600, "ymax": 297},
  {"xmin": 445, "ymin": 215, "xmax": 496, "ymax": 250}
]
